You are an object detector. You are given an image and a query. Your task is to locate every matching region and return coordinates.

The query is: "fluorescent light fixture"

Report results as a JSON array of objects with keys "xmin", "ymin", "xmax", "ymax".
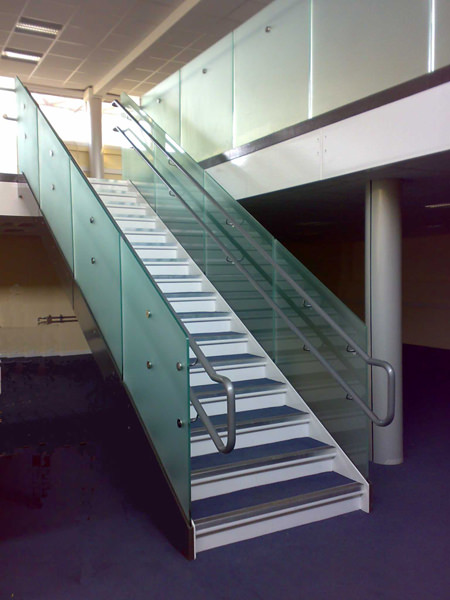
[
  {"xmin": 425, "ymin": 202, "xmax": 450, "ymax": 209},
  {"xmin": 15, "ymin": 17, "xmax": 62, "ymax": 38},
  {"xmin": 1, "ymin": 48, "xmax": 42, "ymax": 63}
]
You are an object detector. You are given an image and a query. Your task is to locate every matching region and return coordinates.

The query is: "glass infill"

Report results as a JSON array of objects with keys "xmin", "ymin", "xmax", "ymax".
[
  {"xmin": 119, "ymin": 94, "xmax": 369, "ymax": 474},
  {"xmin": 16, "ymin": 78, "xmax": 191, "ymax": 517}
]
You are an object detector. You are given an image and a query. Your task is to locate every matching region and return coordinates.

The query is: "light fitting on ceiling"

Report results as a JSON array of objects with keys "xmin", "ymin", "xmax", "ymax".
[
  {"xmin": 1, "ymin": 48, "xmax": 42, "ymax": 63},
  {"xmin": 15, "ymin": 17, "xmax": 62, "ymax": 38},
  {"xmin": 425, "ymin": 202, "xmax": 450, "ymax": 209}
]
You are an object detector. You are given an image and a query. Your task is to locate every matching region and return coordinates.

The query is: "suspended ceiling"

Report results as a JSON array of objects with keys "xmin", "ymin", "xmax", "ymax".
[{"xmin": 0, "ymin": 0, "xmax": 271, "ymax": 98}]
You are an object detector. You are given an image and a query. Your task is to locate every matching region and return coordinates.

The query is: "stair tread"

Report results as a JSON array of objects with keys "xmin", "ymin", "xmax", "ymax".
[
  {"xmin": 144, "ymin": 258, "xmax": 189, "ymax": 263},
  {"xmin": 132, "ymin": 242, "xmax": 176, "ymax": 248},
  {"xmin": 154, "ymin": 274, "xmax": 202, "ymax": 280},
  {"xmin": 192, "ymin": 377, "xmax": 285, "ymax": 399},
  {"xmin": 191, "ymin": 331, "xmax": 247, "ymax": 342},
  {"xmin": 191, "ymin": 405, "xmax": 307, "ymax": 435},
  {"xmin": 189, "ymin": 353, "xmax": 264, "ymax": 368},
  {"xmin": 178, "ymin": 311, "xmax": 230, "ymax": 320},
  {"xmin": 192, "ymin": 472, "xmax": 361, "ymax": 523},
  {"xmin": 165, "ymin": 292, "xmax": 215, "ymax": 299},
  {"xmin": 191, "ymin": 437, "xmax": 331, "ymax": 473}
]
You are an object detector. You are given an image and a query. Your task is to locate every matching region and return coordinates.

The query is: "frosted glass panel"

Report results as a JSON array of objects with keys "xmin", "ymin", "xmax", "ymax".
[
  {"xmin": 121, "ymin": 240, "xmax": 190, "ymax": 518},
  {"xmin": 312, "ymin": 0, "xmax": 429, "ymax": 116},
  {"xmin": 234, "ymin": 0, "xmax": 310, "ymax": 147},
  {"xmin": 141, "ymin": 72, "xmax": 180, "ymax": 144},
  {"xmin": 181, "ymin": 35, "xmax": 232, "ymax": 161},
  {"xmin": 435, "ymin": 0, "xmax": 450, "ymax": 69},
  {"xmin": 38, "ymin": 113, "xmax": 73, "ymax": 271},
  {"xmin": 16, "ymin": 81, "xmax": 39, "ymax": 201},
  {"xmin": 71, "ymin": 164, "xmax": 123, "ymax": 372}
]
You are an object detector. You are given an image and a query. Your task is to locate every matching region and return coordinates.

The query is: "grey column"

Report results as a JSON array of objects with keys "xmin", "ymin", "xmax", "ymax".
[
  {"xmin": 365, "ymin": 180, "xmax": 403, "ymax": 465},
  {"xmin": 84, "ymin": 87, "xmax": 104, "ymax": 179}
]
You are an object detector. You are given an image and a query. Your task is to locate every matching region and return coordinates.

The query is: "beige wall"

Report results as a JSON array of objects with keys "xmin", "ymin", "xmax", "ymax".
[
  {"xmin": 66, "ymin": 143, "xmax": 122, "ymax": 180},
  {"xmin": 287, "ymin": 234, "xmax": 450, "ymax": 350},
  {"xmin": 0, "ymin": 235, "xmax": 90, "ymax": 358}
]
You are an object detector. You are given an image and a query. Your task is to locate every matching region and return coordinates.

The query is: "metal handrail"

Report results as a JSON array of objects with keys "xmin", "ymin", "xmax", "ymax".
[{"xmin": 114, "ymin": 111, "xmax": 396, "ymax": 428}]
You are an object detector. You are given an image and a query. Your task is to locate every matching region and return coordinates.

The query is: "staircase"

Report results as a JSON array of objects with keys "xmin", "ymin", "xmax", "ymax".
[
  {"xmin": 16, "ymin": 77, "xmax": 376, "ymax": 558},
  {"xmin": 91, "ymin": 178, "xmax": 369, "ymax": 555}
]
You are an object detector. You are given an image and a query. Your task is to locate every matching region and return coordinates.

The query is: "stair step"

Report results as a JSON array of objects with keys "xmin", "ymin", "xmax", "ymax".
[
  {"xmin": 115, "ymin": 217, "xmax": 157, "ymax": 231},
  {"xmin": 190, "ymin": 405, "xmax": 310, "ymax": 456},
  {"xmin": 135, "ymin": 243, "xmax": 178, "ymax": 259},
  {"xmin": 192, "ymin": 472, "xmax": 363, "ymax": 552},
  {"xmin": 190, "ymin": 331, "xmax": 248, "ymax": 357},
  {"xmin": 153, "ymin": 274, "xmax": 203, "ymax": 293},
  {"xmin": 190, "ymin": 377, "xmax": 287, "ymax": 416},
  {"xmin": 144, "ymin": 258, "xmax": 190, "ymax": 275},
  {"xmin": 191, "ymin": 437, "xmax": 336, "ymax": 500},
  {"xmin": 166, "ymin": 291, "xmax": 217, "ymax": 313},
  {"xmin": 189, "ymin": 353, "xmax": 266, "ymax": 385},
  {"xmin": 189, "ymin": 353, "xmax": 263, "ymax": 369},
  {"xmin": 179, "ymin": 311, "xmax": 231, "ymax": 333},
  {"xmin": 193, "ymin": 471, "xmax": 360, "ymax": 522},
  {"xmin": 192, "ymin": 437, "xmax": 331, "ymax": 475},
  {"xmin": 191, "ymin": 405, "xmax": 306, "ymax": 436}
]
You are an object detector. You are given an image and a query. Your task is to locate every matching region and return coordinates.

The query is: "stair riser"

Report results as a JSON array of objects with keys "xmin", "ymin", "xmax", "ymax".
[
  {"xmin": 146, "ymin": 264, "xmax": 190, "ymax": 275},
  {"xmin": 190, "ymin": 391, "xmax": 287, "ymax": 418},
  {"xmin": 189, "ymin": 364, "xmax": 266, "ymax": 386},
  {"xmin": 170, "ymin": 299, "xmax": 217, "ymax": 313},
  {"xmin": 192, "ymin": 454, "xmax": 335, "ymax": 501},
  {"xmin": 116, "ymin": 220, "xmax": 157, "ymax": 232},
  {"xmin": 92, "ymin": 186, "xmax": 131, "ymax": 195},
  {"xmin": 136, "ymin": 247, "xmax": 178, "ymax": 259},
  {"xmin": 183, "ymin": 319, "xmax": 231, "ymax": 334},
  {"xmin": 109, "ymin": 206, "xmax": 149, "ymax": 217},
  {"xmin": 125, "ymin": 232, "xmax": 168, "ymax": 244},
  {"xmin": 189, "ymin": 340, "xmax": 248, "ymax": 358},
  {"xmin": 195, "ymin": 493, "xmax": 363, "ymax": 553},
  {"xmin": 191, "ymin": 420, "xmax": 310, "ymax": 457},
  {"xmin": 157, "ymin": 280, "xmax": 203, "ymax": 293},
  {"xmin": 104, "ymin": 199, "xmax": 141, "ymax": 208}
]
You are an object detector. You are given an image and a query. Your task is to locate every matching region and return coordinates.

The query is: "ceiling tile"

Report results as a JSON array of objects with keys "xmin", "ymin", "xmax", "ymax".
[
  {"xmin": 7, "ymin": 32, "xmax": 54, "ymax": 54},
  {"xmin": 51, "ymin": 40, "xmax": 91, "ymax": 59},
  {"xmin": 39, "ymin": 54, "xmax": 81, "ymax": 70},
  {"xmin": 0, "ymin": 0, "xmax": 27, "ymax": 13},
  {"xmin": 0, "ymin": 11, "xmax": 19, "ymax": 30},
  {"xmin": 129, "ymin": 53, "xmax": 167, "ymax": 70},
  {"xmin": 31, "ymin": 65, "xmax": 75, "ymax": 79},
  {"xmin": 0, "ymin": 30, "xmax": 9, "ymax": 45},
  {"xmin": 145, "ymin": 42, "xmax": 183, "ymax": 60},
  {"xmin": 58, "ymin": 25, "xmax": 102, "ymax": 46},
  {"xmin": 199, "ymin": 0, "xmax": 247, "ymax": 19},
  {"xmin": 23, "ymin": 0, "xmax": 79, "ymax": 24},
  {"xmin": 68, "ymin": 10, "xmax": 120, "ymax": 30},
  {"xmin": 99, "ymin": 33, "xmax": 133, "ymax": 53}
]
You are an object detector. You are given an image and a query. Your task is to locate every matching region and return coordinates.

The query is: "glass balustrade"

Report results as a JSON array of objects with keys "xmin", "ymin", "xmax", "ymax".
[
  {"xmin": 119, "ymin": 93, "xmax": 369, "ymax": 474},
  {"xmin": 16, "ymin": 78, "xmax": 191, "ymax": 517}
]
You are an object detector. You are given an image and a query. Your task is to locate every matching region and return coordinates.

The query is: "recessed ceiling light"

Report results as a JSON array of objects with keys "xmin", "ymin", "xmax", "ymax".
[
  {"xmin": 15, "ymin": 17, "xmax": 62, "ymax": 38},
  {"xmin": 1, "ymin": 48, "xmax": 42, "ymax": 63},
  {"xmin": 425, "ymin": 202, "xmax": 450, "ymax": 209}
]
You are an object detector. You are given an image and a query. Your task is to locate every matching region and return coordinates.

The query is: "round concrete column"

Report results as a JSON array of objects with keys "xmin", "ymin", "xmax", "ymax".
[
  {"xmin": 365, "ymin": 180, "xmax": 403, "ymax": 464},
  {"xmin": 84, "ymin": 87, "xmax": 104, "ymax": 179}
]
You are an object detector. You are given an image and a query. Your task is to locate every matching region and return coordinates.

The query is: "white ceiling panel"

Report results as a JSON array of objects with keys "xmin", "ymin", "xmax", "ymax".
[{"xmin": 0, "ymin": 0, "xmax": 267, "ymax": 98}]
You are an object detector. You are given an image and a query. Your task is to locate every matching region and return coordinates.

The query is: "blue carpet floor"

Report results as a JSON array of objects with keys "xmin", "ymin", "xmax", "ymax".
[{"xmin": 0, "ymin": 345, "xmax": 449, "ymax": 600}]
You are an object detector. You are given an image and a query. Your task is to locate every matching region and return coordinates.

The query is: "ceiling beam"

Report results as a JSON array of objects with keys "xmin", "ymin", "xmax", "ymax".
[{"xmin": 93, "ymin": 0, "xmax": 203, "ymax": 97}]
